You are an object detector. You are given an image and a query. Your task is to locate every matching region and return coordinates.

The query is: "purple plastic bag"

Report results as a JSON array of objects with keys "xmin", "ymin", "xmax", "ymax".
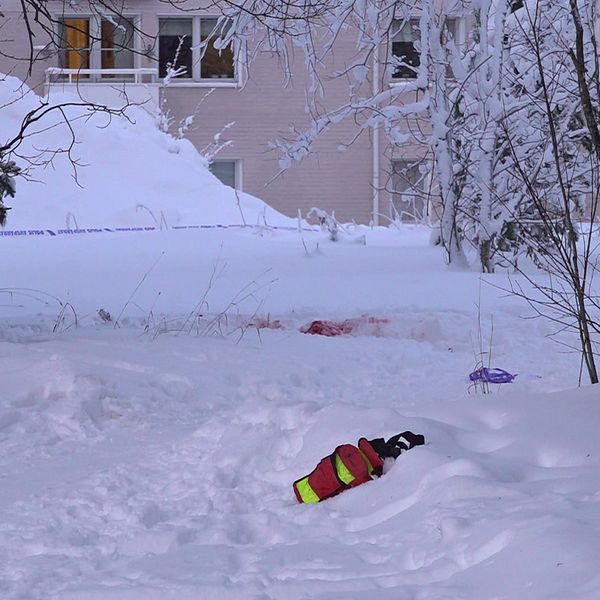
[{"xmin": 469, "ymin": 367, "xmax": 517, "ymax": 384}]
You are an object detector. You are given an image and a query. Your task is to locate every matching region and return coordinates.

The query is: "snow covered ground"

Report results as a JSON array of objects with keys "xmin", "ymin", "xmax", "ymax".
[
  {"xmin": 2, "ymin": 225, "xmax": 600, "ymax": 600},
  {"xmin": 2, "ymin": 74, "xmax": 600, "ymax": 599}
]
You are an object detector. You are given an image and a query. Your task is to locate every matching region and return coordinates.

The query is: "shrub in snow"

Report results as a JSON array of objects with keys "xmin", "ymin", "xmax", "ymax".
[
  {"xmin": 0, "ymin": 155, "xmax": 19, "ymax": 226},
  {"xmin": 307, "ymin": 207, "xmax": 339, "ymax": 242},
  {"xmin": 97, "ymin": 309, "xmax": 112, "ymax": 323}
]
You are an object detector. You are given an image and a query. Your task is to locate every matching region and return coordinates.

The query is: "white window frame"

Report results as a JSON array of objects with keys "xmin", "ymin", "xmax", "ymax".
[
  {"xmin": 158, "ymin": 15, "xmax": 239, "ymax": 87},
  {"xmin": 56, "ymin": 14, "xmax": 140, "ymax": 73},
  {"xmin": 390, "ymin": 17, "xmax": 421, "ymax": 80},
  {"xmin": 389, "ymin": 16, "xmax": 462, "ymax": 82},
  {"xmin": 390, "ymin": 159, "xmax": 429, "ymax": 222},
  {"xmin": 209, "ymin": 158, "xmax": 242, "ymax": 190}
]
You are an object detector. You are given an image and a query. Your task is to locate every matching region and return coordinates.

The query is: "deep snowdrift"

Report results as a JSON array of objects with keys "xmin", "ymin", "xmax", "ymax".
[
  {"xmin": 1, "ymin": 308, "xmax": 599, "ymax": 600},
  {"xmin": 0, "ymin": 74, "xmax": 293, "ymax": 230}
]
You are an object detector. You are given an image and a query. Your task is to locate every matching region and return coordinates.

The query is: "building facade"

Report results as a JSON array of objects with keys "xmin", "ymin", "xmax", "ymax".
[{"xmin": 0, "ymin": 1, "xmax": 465, "ymax": 224}]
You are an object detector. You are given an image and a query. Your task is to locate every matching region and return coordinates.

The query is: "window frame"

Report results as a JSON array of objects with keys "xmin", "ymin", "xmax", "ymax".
[
  {"xmin": 209, "ymin": 158, "xmax": 242, "ymax": 190},
  {"xmin": 390, "ymin": 159, "xmax": 429, "ymax": 222},
  {"xmin": 56, "ymin": 14, "xmax": 140, "ymax": 78},
  {"xmin": 157, "ymin": 17, "xmax": 194, "ymax": 81},
  {"xmin": 390, "ymin": 17, "xmax": 421, "ymax": 80},
  {"xmin": 390, "ymin": 16, "xmax": 461, "ymax": 81},
  {"xmin": 158, "ymin": 15, "xmax": 238, "ymax": 86},
  {"xmin": 58, "ymin": 17, "xmax": 91, "ymax": 73}
]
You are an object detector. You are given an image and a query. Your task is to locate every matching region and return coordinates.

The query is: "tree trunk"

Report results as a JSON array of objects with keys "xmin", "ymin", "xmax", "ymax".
[{"xmin": 480, "ymin": 238, "xmax": 494, "ymax": 273}]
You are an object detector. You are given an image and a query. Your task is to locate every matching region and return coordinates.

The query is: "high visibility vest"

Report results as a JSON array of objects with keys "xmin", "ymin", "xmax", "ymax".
[{"xmin": 293, "ymin": 438, "xmax": 384, "ymax": 504}]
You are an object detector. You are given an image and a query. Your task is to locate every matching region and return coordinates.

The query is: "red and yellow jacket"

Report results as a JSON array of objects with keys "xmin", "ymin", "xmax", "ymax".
[{"xmin": 293, "ymin": 438, "xmax": 385, "ymax": 504}]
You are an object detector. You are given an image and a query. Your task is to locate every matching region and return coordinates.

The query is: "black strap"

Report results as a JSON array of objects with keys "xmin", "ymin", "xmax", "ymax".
[
  {"xmin": 366, "ymin": 437, "xmax": 387, "ymax": 459},
  {"xmin": 385, "ymin": 431, "xmax": 425, "ymax": 457}
]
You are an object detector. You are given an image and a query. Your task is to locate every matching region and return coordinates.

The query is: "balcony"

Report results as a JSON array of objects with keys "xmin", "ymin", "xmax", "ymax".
[{"xmin": 45, "ymin": 68, "xmax": 160, "ymax": 112}]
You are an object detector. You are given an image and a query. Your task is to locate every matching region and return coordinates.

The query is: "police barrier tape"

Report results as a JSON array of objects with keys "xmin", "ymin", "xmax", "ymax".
[{"xmin": 0, "ymin": 224, "xmax": 315, "ymax": 237}]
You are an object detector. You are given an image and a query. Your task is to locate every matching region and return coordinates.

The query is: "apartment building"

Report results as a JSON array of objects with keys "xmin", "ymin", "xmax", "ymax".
[{"xmin": 0, "ymin": 2, "xmax": 465, "ymax": 224}]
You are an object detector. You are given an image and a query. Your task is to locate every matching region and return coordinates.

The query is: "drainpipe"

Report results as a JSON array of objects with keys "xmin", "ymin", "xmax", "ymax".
[{"xmin": 372, "ymin": 41, "xmax": 380, "ymax": 226}]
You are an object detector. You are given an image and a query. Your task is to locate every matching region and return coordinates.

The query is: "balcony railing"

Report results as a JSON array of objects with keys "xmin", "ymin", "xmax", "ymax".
[
  {"xmin": 45, "ymin": 67, "xmax": 159, "ymax": 85},
  {"xmin": 45, "ymin": 67, "xmax": 160, "ymax": 111}
]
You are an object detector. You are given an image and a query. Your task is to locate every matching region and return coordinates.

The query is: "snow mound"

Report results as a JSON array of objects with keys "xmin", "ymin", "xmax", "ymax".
[
  {"xmin": 2, "ymin": 329, "xmax": 600, "ymax": 599},
  {"xmin": 0, "ymin": 75, "xmax": 293, "ymax": 230}
]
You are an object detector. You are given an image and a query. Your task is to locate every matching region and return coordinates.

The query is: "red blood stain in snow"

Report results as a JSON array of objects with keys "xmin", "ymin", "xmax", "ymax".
[{"xmin": 302, "ymin": 316, "xmax": 389, "ymax": 337}]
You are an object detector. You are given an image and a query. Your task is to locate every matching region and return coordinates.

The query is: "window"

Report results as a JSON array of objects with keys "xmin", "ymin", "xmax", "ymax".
[
  {"xmin": 100, "ymin": 18, "xmax": 135, "ymax": 74},
  {"xmin": 391, "ymin": 160, "xmax": 427, "ymax": 221},
  {"xmin": 158, "ymin": 17, "xmax": 235, "ymax": 81},
  {"xmin": 200, "ymin": 19, "xmax": 234, "ymax": 79},
  {"xmin": 391, "ymin": 19, "xmax": 420, "ymax": 79},
  {"xmin": 510, "ymin": 0, "xmax": 524, "ymax": 12},
  {"xmin": 158, "ymin": 19, "xmax": 193, "ymax": 79},
  {"xmin": 58, "ymin": 16, "xmax": 135, "ymax": 78},
  {"xmin": 391, "ymin": 18, "xmax": 458, "ymax": 79},
  {"xmin": 59, "ymin": 18, "xmax": 90, "ymax": 75},
  {"xmin": 209, "ymin": 160, "xmax": 239, "ymax": 189}
]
